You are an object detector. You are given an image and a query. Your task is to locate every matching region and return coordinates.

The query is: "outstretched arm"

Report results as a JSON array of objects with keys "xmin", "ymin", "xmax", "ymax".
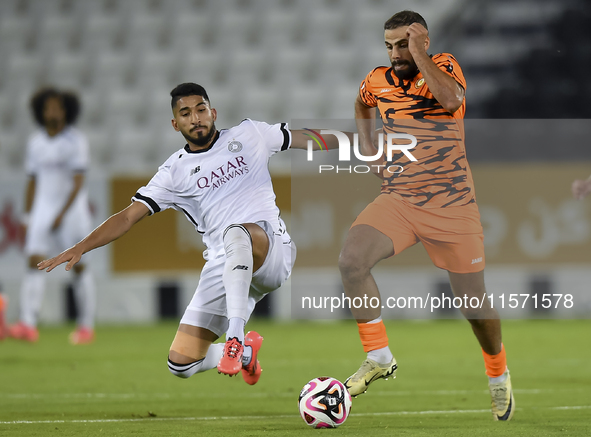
[
  {"xmin": 289, "ymin": 129, "xmax": 354, "ymax": 150},
  {"xmin": 38, "ymin": 201, "xmax": 150, "ymax": 272}
]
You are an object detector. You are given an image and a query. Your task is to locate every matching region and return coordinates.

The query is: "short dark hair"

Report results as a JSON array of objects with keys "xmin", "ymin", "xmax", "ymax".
[
  {"xmin": 384, "ymin": 10, "xmax": 428, "ymax": 31},
  {"xmin": 170, "ymin": 83, "xmax": 210, "ymax": 109},
  {"xmin": 30, "ymin": 87, "xmax": 81, "ymax": 126}
]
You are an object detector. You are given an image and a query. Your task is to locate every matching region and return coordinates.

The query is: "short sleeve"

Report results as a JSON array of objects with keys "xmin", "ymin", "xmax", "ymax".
[
  {"xmin": 433, "ymin": 53, "xmax": 467, "ymax": 91},
  {"xmin": 132, "ymin": 166, "xmax": 175, "ymax": 215},
  {"xmin": 67, "ymin": 132, "xmax": 90, "ymax": 172},
  {"xmin": 359, "ymin": 69, "xmax": 379, "ymax": 108},
  {"xmin": 249, "ymin": 120, "xmax": 291, "ymax": 156}
]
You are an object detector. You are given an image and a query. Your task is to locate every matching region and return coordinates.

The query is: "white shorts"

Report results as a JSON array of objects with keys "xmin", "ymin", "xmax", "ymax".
[
  {"xmin": 25, "ymin": 198, "xmax": 92, "ymax": 260},
  {"xmin": 180, "ymin": 220, "xmax": 296, "ymax": 337}
]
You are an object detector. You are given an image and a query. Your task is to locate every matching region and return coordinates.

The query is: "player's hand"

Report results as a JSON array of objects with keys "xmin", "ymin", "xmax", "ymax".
[
  {"xmin": 572, "ymin": 179, "xmax": 591, "ymax": 200},
  {"xmin": 51, "ymin": 213, "xmax": 64, "ymax": 231},
  {"xmin": 406, "ymin": 23, "xmax": 429, "ymax": 57},
  {"xmin": 37, "ymin": 245, "xmax": 83, "ymax": 272}
]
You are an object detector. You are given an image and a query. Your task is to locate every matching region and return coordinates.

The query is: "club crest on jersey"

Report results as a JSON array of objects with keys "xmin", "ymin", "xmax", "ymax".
[
  {"xmin": 415, "ymin": 78, "xmax": 425, "ymax": 88},
  {"xmin": 228, "ymin": 140, "xmax": 243, "ymax": 153},
  {"xmin": 190, "ymin": 166, "xmax": 201, "ymax": 176}
]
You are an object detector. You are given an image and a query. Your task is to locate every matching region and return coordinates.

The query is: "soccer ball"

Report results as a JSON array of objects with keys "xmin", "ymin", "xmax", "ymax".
[{"xmin": 298, "ymin": 377, "xmax": 352, "ymax": 428}]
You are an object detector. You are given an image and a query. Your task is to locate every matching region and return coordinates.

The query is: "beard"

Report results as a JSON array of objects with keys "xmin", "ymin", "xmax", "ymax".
[
  {"xmin": 183, "ymin": 123, "xmax": 217, "ymax": 147},
  {"xmin": 392, "ymin": 60, "xmax": 419, "ymax": 81}
]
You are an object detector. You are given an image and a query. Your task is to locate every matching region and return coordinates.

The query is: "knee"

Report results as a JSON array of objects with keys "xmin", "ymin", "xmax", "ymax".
[
  {"xmin": 223, "ymin": 225, "xmax": 252, "ymax": 255},
  {"xmin": 338, "ymin": 248, "xmax": 370, "ymax": 281}
]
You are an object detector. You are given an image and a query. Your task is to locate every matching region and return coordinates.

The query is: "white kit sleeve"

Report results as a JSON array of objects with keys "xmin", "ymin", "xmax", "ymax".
[
  {"xmin": 248, "ymin": 119, "xmax": 291, "ymax": 157},
  {"xmin": 132, "ymin": 166, "xmax": 176, "ymax": 215}
]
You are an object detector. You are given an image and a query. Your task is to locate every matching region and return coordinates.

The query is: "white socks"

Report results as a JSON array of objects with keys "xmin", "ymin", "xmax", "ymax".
[
  {"xmin": 227, "ymin": 317, "xmax": 246, "ymax": 344},
  {"xmin": 489, "ymin": 371, "xmax": 508, "ymax": 384},
  {"xmin": 73, "ymin": 270, "xmax": 96, "ymax": 329},
  {"xmin": 20, "ymin": 269, "xmax": 46, "ymax": 327},
  {"xmin": 223, "ymin": 225, "xmax": 253, "ymax": 343},
  {"xmin": 167, "ymin": 343, "xmax": 224, "ymax": 378},
  {"xmin": 368, "ymin": 346, "xmax": 394, "ymax": 366},
  {"xmin": 242, "ymin": 345, "xmax": 253, "ymax": 365},
  {"xmin": 365, "ymin": 317, "xmax": 394, "ymax": 366}
]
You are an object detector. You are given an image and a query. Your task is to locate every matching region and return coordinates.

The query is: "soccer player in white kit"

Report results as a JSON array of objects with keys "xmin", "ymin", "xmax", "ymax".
[
  {"xmin": 9, "ymin": 88, "xmax": 95, "ymax": 344},
  {"xmin": 38, "ymin": 83, "xmax": 343, "ymax": 384}
]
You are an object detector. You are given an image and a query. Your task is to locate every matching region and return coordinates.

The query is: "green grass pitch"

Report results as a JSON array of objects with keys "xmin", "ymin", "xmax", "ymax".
[{"xmin": 1, "ymin": 319, "xmax": 590, "ymax": 436}]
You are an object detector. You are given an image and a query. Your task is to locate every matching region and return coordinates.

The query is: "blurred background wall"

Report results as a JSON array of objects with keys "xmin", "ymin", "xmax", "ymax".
[{"xmin": 0, "ymin": 0, "xmax": 590, "ymax": 323}]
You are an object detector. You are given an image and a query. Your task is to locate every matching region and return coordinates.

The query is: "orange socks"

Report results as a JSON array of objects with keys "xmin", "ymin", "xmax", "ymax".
[
  {"xmin": 357, "ymin": 320, "xmax": 389, "ymax": 352},
  {"xmin": 482, "ymin": 344, "xmax": 507, "ymax": 377}
]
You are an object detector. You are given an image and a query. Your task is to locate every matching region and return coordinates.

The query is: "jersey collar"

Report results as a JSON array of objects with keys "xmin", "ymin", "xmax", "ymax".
[
  {"xmin": 184, "ymin": 130, "xmax": 221, "ymax": 154},
  {"xmin": 387, "ymin": 54, "xmax": 433, "ymax": 88}
]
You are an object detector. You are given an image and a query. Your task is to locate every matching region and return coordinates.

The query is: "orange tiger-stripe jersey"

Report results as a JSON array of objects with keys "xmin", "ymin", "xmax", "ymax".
[{"xmin": 360, "ymin": 53, "xmax": 475, "ymax": 208}]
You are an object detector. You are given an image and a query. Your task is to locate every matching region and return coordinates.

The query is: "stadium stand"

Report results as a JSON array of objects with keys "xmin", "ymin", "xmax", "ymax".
[
  {"xmin": 446, "ymin": 0, "xmax": 591, "ymax": 118},
  {"xmin": 0, "ymin": 0, "xmax": 589, "ymax": 171}
]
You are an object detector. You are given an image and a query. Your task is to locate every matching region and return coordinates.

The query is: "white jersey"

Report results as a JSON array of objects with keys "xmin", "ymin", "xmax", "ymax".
[
  {"xmin": 24, "ymin": 126, "xmax": 93, "ymax": 256},
  {"xmin": 25, "ymin": 126, "xmax": 90, "ymax": 224},
  {"xmin": 133, "ymin": 119, "xmax": 291, "ymax": 261}
]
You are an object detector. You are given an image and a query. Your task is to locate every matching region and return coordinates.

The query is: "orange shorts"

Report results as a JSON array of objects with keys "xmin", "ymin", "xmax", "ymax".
[{"xmin": 352, "ymin": 193, "xmax": 485, "ymax": 273}]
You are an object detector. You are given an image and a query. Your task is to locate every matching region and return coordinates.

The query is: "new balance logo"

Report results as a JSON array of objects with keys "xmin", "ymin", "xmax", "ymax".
[
  {"xmin": 232, "ymin": 265, "xmax": 249, "ymax": 271},
  {"xmin": 471, "ymin": 257, "xmax": 483, "ymax": 264},
  {"xmin": 190, "ymin": 166, "xmax": 201, "ymax": 176}
]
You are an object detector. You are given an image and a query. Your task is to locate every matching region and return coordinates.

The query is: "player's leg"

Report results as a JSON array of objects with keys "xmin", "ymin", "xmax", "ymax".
[
  {"xmin": 8, "ymin": 254, "xmax": 45, "ymax": 342},
  {"xmin": 339, "ymin": 224, "xmax": 398, "ymax": 396},
  {"xmin": 168, "ymin": 323, "xmax": 225, "ymax": 378},
  {"xmin": 418, "ymin": 201, "xmax": 514, "ymax": 421},
  {"xmin": 217, "ymin": 222, "xmax": 269, "ymax": 375},
  {"xmin": 69, "ymin": 263, "xmax": 96, "ymax": 345},
  {"xmin": 340, "ymin": 195, "xmax": 419, "ymax": 396},
  {"xmin": 448, "ymin": 270, "xmax": 501, "ymax": 354},
  {"xmin": 448, "ymin": 270, "xmax": 514, "ymax": 421},
  {"xmin": 11, "ymin": 215, "xmax": 55, "ymax": 342},
  {"xmin": 241, "ymin": 220, "xmax": 295, "ymax": 384},
  {"xmin": 61, "ymin": 206, "xmax": 96, "ymax": 344}
]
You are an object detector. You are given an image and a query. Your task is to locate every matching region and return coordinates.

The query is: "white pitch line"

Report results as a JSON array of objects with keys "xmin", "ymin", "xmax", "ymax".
[
  {"xmin": 1, "ymin": 406, "xmax": 590, "ymax": 425},
  {"xmin": 0, "ymin": 387, "xmax": 584, "ymax": 400}
]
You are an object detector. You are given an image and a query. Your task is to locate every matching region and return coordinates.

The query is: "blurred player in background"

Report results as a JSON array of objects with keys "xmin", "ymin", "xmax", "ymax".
[
  {"xmin": 8, "ymin": 88, "xmax": 95, "ymax": 344},
  {"xmin": 339, "ymin": 11, "xmax": 514, "ymax": 421},
  {"xmin": 572, "ymin": 175, "xmax": 591, "ymax": 199},
  {"xmin": 39, "ymin": 83, "xmax": 343, "ymax": 384}
]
